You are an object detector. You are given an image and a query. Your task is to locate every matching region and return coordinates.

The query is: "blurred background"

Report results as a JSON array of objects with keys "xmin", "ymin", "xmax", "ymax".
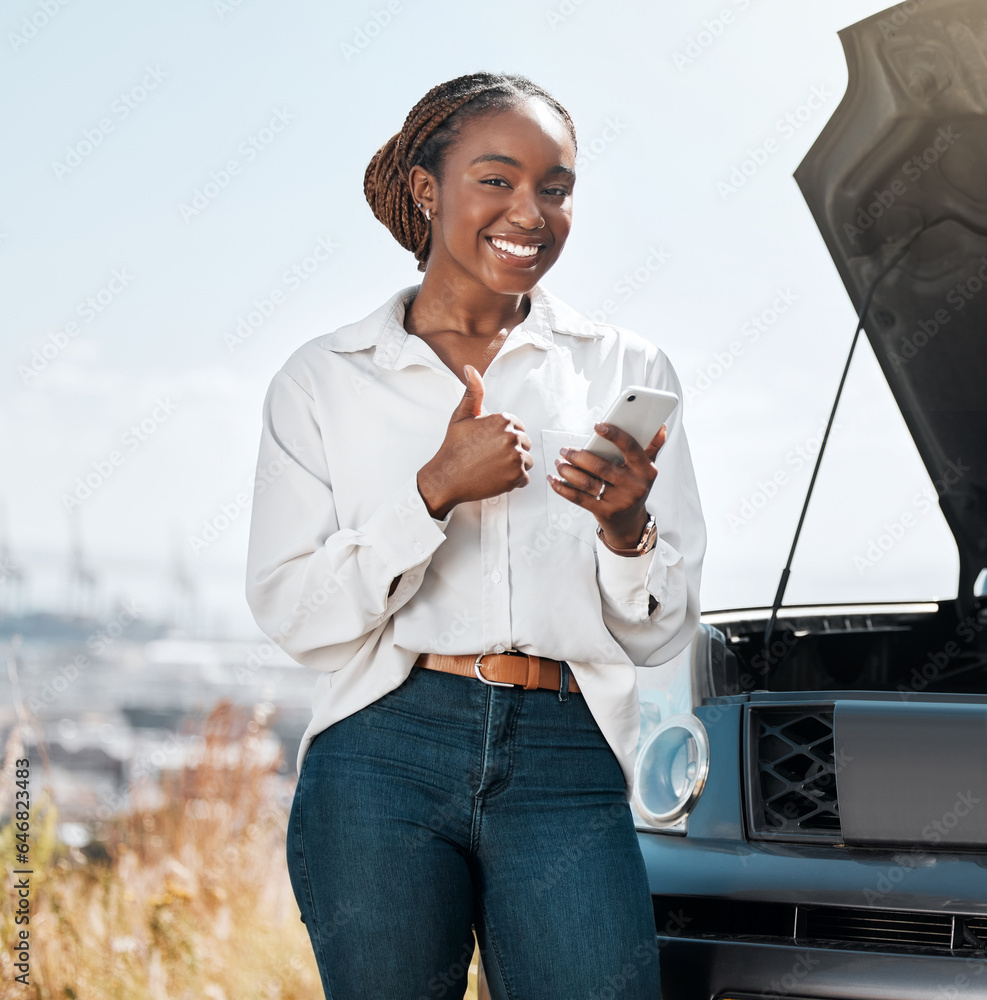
[{"xmin": 0, "ymin": 0, "xmax": 962, "ymax": 994}]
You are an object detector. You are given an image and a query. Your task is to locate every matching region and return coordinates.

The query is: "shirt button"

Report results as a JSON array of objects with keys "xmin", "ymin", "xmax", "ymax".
[
  {"xmin": 488, "ymin": 495, "xmax": 500, "ymax": 505},
  {"xmin": 491, "ymin": 570, "xmax": 502, "ymax": 584},
  {"xmin": 493, "ymin": 643, "xmax": 505, "ymax": 653}
]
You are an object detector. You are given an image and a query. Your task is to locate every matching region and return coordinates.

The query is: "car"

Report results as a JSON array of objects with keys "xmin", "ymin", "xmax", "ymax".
[{"xmin": 630, "ymin": 0, "xmax": 987, "ymax": 997}]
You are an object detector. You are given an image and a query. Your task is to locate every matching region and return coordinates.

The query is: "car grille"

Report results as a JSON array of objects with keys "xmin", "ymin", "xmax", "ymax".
[
  {"xmin": 653, "ymin": 896, "xmax": 987, "ymax": 955},
  {"xmin": 804, "ymin": 907, "xmax": 953, "ymax": 949},
  {"xmin": 745, "ymin": 704, "xmax": 842, "ymax": 842}
]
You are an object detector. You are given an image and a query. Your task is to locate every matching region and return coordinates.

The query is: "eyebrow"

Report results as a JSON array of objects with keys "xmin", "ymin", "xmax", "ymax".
[{"xmin": 469, "ymin": 153, "xmax": 575, "ymax": 178}]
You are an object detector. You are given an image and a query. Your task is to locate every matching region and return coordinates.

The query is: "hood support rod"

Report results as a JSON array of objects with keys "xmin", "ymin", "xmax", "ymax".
[{"xmin": 763, "ymin": 227, "xmax": 928, "ymax": 650}]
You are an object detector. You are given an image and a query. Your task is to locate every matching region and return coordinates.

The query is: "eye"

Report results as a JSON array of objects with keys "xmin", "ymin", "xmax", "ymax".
[
  {"xmin": 544, "ymin": 186, "xmax": 571, "ymax": 197},
  {"xmin": 480, "ymin": 177, "xmax": 511, "ymax": 187}
]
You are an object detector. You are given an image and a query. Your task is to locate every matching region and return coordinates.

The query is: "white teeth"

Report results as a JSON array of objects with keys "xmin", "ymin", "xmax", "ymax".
[{"xmin": 490, "ymin": 237, "xmax": 540, "ymax": 258}]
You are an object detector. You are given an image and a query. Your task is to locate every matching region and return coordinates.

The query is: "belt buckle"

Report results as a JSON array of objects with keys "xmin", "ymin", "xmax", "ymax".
[{"xmin": 474, "ymin": 652, "xmax": 516, "ymax": 688}]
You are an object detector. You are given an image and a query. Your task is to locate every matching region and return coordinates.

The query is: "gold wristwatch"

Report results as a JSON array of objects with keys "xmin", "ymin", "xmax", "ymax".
[{"xmin": 596, "ymin": 513, "xmax": 658, "ymax": 556}]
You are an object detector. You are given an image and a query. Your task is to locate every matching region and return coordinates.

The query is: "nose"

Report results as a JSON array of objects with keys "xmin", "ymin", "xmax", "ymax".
[{"xmin": 506, "ymin": 186, "xmax": 545, "ymax": 231}]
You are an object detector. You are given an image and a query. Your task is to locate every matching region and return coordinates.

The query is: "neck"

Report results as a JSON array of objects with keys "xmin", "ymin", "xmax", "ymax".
[{"xmin": 406, "ymin": 269, "xmax": 532, "ymax": 339}]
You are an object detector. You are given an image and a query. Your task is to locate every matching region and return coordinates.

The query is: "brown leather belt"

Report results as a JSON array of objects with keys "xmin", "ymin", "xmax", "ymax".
[{"xmin": 414, "ymin": 650, "xmax": 580, "ymax": 694}]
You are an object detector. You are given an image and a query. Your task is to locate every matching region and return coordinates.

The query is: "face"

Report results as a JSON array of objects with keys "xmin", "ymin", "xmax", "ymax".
[{"xmin": 412, "ymin": 98, "xmax": 576, "ymax": 297}]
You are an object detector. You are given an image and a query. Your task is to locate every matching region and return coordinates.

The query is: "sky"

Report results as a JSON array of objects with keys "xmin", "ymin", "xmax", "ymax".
[{"xmin": 1, "ymin": 0, "xmax": 960, "ymax": 640}]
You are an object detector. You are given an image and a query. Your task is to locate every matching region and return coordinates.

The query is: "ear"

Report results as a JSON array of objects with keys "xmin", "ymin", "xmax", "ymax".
[{"xmin": 408, "ymin": 165, "xmax": 438, "ymax": 215}]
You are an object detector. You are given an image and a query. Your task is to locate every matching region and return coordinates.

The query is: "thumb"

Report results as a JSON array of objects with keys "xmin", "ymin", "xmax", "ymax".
[
  {"xmin": 644, "ymin": 424, "xmax": 667, "ymax": 462},
  {"xmin": 451, "ymin": 364, "xmax": 484, "ymax": 420}
]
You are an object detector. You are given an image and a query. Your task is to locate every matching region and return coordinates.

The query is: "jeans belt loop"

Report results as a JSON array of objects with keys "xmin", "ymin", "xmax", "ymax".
[{"xmin": 558, "ymin": 660, "xmax": 570, "ymax": 703}]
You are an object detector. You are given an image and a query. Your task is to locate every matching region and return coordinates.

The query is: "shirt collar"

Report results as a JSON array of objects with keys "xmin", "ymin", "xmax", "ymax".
[{"xmin": 319, "ymin": 283, "xmax": 604, "ymax": 367}]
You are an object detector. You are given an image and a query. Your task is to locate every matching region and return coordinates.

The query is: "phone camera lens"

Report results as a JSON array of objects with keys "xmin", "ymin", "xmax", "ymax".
[{"xmin": 627, "ymin": 394, "xmax": 636, "ymax": 402}]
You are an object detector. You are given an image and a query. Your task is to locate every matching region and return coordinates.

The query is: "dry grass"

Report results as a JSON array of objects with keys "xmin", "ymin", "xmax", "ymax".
[{"xmin": 0, "ymin": 702, "xmax": 480, "ymax": 999}]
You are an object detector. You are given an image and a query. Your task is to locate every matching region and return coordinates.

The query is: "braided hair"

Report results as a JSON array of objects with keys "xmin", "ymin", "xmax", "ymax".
[{"xmin": 364, "ymin": 72, "xmax": 577, "ymax": 272}]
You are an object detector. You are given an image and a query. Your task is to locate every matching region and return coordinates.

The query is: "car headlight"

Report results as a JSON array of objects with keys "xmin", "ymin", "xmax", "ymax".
[{"xmin": 633, "ymin": 713, "xmax": 709, "ymax": 828}]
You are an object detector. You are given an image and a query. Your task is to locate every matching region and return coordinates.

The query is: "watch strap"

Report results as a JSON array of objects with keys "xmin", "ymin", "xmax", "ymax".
[{"xmin": 596, "ymin": 513, "xmax": 657, "ymax": 556}]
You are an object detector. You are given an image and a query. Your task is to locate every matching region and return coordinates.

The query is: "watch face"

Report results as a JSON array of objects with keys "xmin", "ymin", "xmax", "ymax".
[{"xmin": 640, "ymin": 518, "xmax": 658, "ymax": 552}]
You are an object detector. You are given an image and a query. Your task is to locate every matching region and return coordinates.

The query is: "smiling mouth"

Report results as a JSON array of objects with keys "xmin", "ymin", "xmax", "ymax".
[{"xmin": 487, "ymin": 236, "xmax": 544, "ymax": 259}]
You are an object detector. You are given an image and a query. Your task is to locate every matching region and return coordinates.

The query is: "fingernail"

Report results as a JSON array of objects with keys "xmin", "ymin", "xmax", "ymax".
[
  {"xmin": 560, "ymin": 447, "xmax": 571, "ymax": 459},
  {"xmin": 594, "ymin": 422, "xmax": 609, "ymax": 435}
]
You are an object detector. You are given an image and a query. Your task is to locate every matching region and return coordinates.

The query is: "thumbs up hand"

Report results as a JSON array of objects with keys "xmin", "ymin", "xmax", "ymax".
[{"xmin": 417, "ymin": 364, "xmax": 532, "ymax": 519}]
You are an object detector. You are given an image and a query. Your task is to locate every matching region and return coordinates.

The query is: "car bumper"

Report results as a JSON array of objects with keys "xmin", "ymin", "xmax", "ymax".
[
  {"xmin": 640, "ymin": 834, "xmax": 987, "ymax": 999},
  {"xmin": 638, "ymin": 832, "xmax": 987, "ymax": 911},
  {"xmin": 654, "ymin": 937, "xmax": 987, "ymax": 1000}
]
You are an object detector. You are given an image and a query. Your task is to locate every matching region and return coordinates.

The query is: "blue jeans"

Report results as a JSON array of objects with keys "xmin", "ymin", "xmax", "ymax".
[{"xmin": 286, "ymin": 663, "xmax": 662, "ymax": 1000}]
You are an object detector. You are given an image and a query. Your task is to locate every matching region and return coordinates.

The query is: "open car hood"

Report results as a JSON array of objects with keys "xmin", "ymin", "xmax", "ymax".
[{"xmin": 794, "ymin": 0, "xmax": 987, "ymax": 607}]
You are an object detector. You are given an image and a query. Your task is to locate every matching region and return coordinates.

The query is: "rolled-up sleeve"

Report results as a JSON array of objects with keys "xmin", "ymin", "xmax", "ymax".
[
  {"xmin": 594, "ymin": 352, "xmax": 706, "ymax": 667},
  {"xmin": 244, "ymin": 368, "xmax": 451, "ymax": 668}
]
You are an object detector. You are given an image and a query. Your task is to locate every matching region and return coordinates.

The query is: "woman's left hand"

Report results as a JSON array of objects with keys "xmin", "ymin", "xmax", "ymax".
[{"xmin": 548, "ymin": 422, "xmax": 666, "ymax": 549}]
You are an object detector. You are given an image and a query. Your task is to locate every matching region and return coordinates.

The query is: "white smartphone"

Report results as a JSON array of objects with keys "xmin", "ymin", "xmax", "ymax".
[{"xmin": 583, "ymin": 386, "xmax": 679, "ymax": 464}]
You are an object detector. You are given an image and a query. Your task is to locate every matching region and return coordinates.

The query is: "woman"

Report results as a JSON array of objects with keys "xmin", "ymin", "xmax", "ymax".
[{"xmin": 245, "ymin": 71, "xmax": 705, "ymax": 1000}]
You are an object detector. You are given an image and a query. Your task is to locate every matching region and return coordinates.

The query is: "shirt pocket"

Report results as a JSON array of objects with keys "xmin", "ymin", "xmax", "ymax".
[{"xmin": 541, "ymin": 428, "xmax": 600, "ymax": 547}]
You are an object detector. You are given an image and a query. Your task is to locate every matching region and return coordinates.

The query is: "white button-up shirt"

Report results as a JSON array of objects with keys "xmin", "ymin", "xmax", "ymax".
[{"xmin": 245, "ymin": 284, "xmax": 706, "ymax": 797}]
